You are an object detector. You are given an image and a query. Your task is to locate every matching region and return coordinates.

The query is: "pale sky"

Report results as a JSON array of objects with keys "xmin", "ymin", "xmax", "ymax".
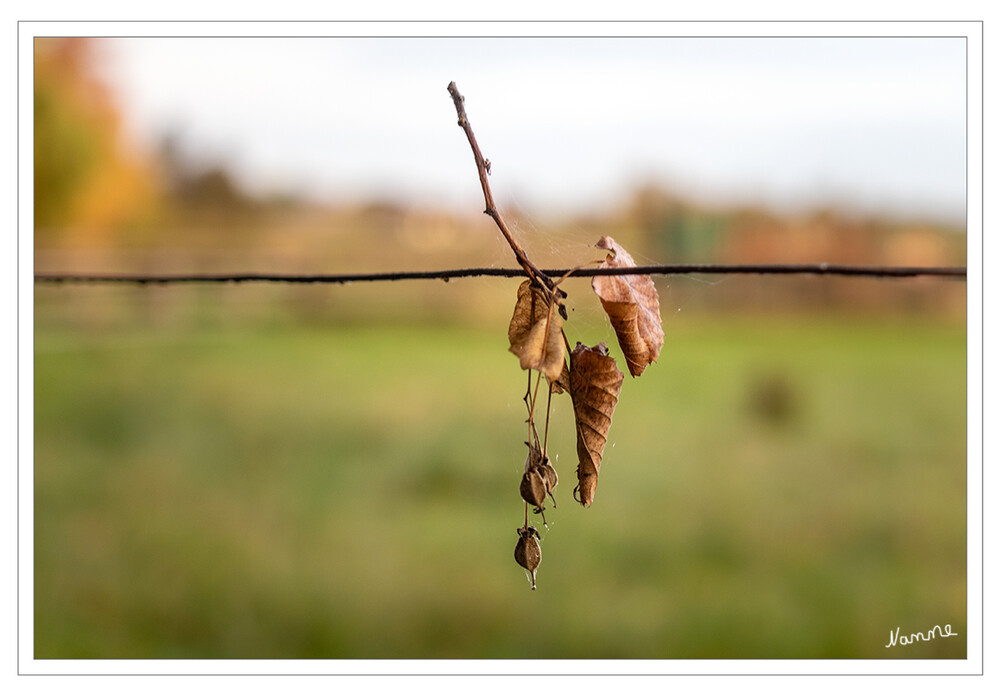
[{"xmin": 96, "ymin": 36, "xmax": 967, "ymax": 223}]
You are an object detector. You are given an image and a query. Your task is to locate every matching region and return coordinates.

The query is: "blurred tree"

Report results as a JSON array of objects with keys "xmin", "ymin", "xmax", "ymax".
[
  {"xmin": 34, "ymin": 38, "xmax": 159, "ymax": 245},
  {"xmin": 158, "ymin": 133, "xmax": 258, "ymax": 220},
  {"xmin": 625, "ymin": 184, "xmax": 724, "ymax": 263}
]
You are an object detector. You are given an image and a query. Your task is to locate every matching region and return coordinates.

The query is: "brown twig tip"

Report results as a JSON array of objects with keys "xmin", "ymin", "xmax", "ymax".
[
  {"xmin": 447, "ymin": 81, "xmax": 467, "ymax": 124},
  {"xmin": 446, "ymin": 81, "xmax": 555, "ymax": 297}
]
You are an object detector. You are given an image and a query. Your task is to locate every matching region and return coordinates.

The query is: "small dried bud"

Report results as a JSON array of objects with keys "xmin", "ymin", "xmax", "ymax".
[
  {"xmin": 514, "ymin": 526, "xmax": 542, "ymax": 590},
  {"xmin": 520, "ymin": 468, "xmax": 547, "ymax": 508}
]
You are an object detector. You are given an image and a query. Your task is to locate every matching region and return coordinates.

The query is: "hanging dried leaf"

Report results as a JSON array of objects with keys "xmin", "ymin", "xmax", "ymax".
[
  {"xmin": 569, "ymin": 342, "xmax": 624, "ymax": 507},
  {"xmin": 508, "ymin": 280, "xmax": 564, "ymax": 383},
  {"xmin": 508, "ymin": 281, "xmax": 547, "ymax": 345},
  {"xmin": 591, "ymin": 236, "xmax": 664, "ymax": 377}
]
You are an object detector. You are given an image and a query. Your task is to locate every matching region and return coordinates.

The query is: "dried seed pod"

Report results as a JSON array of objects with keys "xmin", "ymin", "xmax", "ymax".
[
  {"xmin": 520, "ymin": 468, "xmax": 547, "ymax": 508},
  {"xmin": 538, "ymin": 458, "xmax": 558, "ymax": 507},
  {"xmin": 514, "ymin": 526, "xmax": 542, "ymax": 590}
]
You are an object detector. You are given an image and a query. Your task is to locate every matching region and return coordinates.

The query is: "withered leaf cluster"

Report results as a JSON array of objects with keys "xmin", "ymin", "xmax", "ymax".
[
  {"xmin": 449, "ymin": 83, "xmax": 666, "ymax": 590},
  {"xmin": 505, "ymin": 236, "xmax": 663, "ymax": 588}
]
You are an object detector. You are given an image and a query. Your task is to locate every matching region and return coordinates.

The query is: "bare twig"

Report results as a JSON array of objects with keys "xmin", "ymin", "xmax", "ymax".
[
  {"xmin": 33, "ymin": 264, "xmax": 968, "ymax": 285},
  {"xmin": 447, "ymin": 81, "xmax": 555, "ymax": 298}
]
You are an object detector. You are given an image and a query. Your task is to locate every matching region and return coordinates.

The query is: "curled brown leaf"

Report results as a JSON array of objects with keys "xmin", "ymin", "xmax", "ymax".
[
  {"xmin": 550, "ymin": 358, "xmax": 570, "ymax": 394},
  {"xmin": 568, "ymin": 342, "xmax": 624, "ymax": 507},
  {"xmin": 508, "ymin": 280, "xmax": 565, "ymax": 383},
  {"xmin": 508, "ymin": 281, "xmax": 547, "ymax": 345},
  {"xmin": 591, "ymin": 236, "xmax": 664, "ymax": 377}
]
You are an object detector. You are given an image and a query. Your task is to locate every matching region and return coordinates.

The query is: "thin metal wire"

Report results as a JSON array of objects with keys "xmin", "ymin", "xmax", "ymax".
[{"xmin": 33, "ymin": 264, "xmax": 967, "ymax": 285}]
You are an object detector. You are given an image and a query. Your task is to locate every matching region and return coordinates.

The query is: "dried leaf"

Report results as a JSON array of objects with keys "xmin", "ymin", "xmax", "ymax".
[
  {"xmin": 549, "ymin": 359, "xmax": 570, "ymax": 394},
  {"xmin": 591, "ymin": 236, "xmax": 664, "ymax": 377},
  {"xmin": 508, "ymin": 280, "xmax": 564, "ymax": 383},
  {"xmin": 508, "ymin": 280, "xmax": 547, "ymax": 345},
  {"xmin": 569, "ymin": 342, "xmax": 624, "ymax": 507}
]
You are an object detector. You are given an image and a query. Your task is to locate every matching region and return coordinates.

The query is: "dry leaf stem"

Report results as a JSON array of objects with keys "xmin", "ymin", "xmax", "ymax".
[
  {"xmin": 530, "ymin": 371, "xmax": 544, "ymax": 429},
  {"xmin": 542, "ymin": 383, "xmax": 553, "ymax": 454},
  {"xmin": 523, "ymin": 371, "xmax": 541, "ymax": 449}
]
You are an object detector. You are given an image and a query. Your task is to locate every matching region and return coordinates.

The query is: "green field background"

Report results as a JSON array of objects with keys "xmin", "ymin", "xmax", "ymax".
[{"xmin": 33, "ymin": 285, "xmax": 967, "ymax": 659}]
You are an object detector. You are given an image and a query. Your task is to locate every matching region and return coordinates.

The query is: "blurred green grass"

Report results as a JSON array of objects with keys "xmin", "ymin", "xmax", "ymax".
[{"xmin": 34, "ymin": 302, "xmax": 966, "ymax": 659}]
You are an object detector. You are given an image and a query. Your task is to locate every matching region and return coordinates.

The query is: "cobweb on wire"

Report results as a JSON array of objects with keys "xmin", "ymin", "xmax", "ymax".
[{"xmin": 496, "ymin": 191, "xmax": 647, "ymax": 350}]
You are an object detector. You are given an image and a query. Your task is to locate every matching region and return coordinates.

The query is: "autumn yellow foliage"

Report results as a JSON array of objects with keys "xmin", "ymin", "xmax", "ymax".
[{"xmin": 34, "ymin": 38, "xmax": 160, "ymax": 245}]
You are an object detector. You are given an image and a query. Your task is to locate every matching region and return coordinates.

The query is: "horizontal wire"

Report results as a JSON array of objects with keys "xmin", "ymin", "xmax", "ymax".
[{"xmin": 34, "ymin": 263, "xmax": 967, "ymax": 285}]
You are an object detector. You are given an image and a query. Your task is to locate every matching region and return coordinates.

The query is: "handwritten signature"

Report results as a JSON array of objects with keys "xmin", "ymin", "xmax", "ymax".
[{"xmin": 886, "ymin": 623, "xmax": 958, "ymax": 648}]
